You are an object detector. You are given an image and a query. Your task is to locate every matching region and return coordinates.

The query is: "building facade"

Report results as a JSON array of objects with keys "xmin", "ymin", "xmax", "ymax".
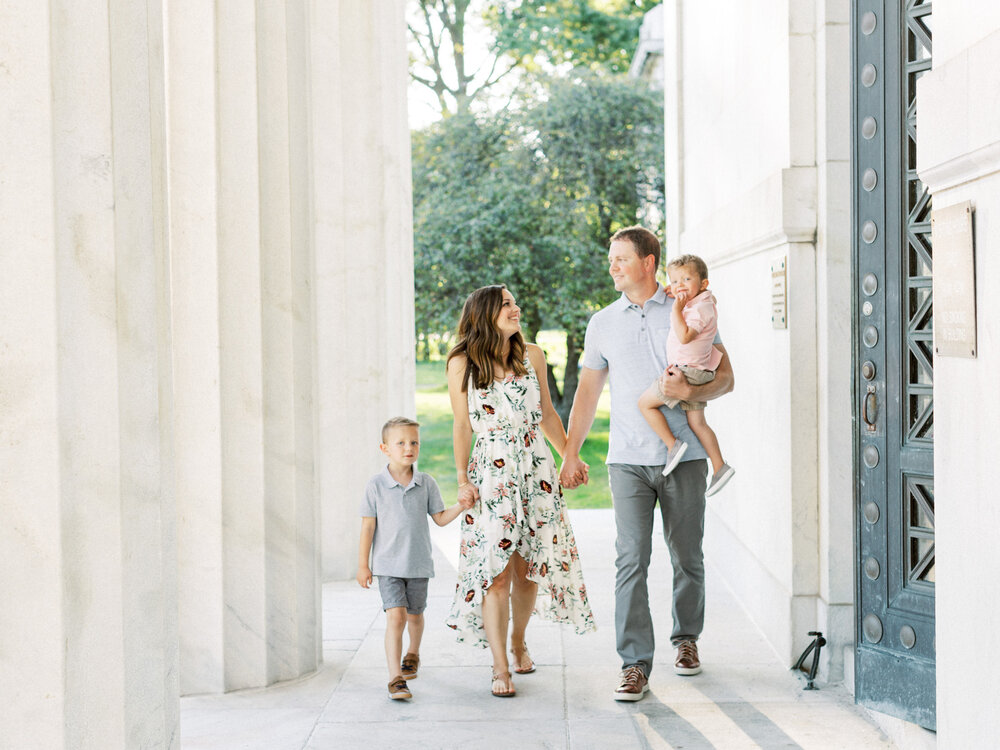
[{"xmin": 657, "ymin": 0, "xmax": 999, "ymax": 745}]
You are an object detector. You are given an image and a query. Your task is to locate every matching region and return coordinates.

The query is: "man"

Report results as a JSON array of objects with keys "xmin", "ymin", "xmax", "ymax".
[{"xmin": 559, "ymin": 226, "xmax": 734, "ymax": 701}]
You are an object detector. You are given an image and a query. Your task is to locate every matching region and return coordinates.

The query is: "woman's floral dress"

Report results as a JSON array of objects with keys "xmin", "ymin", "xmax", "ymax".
[{"xmin": 446, "ymin": 357, "xmax": 595, "ymax": 647}]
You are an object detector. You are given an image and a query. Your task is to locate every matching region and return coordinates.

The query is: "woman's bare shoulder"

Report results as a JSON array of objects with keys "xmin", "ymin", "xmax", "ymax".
[
  {"xmin": 446, "ymin": 353, "xmax": 467, "ymax": 375},
  {"xmin": 524, "ymin": 342, "xmax": 546, "ymax": 362}
]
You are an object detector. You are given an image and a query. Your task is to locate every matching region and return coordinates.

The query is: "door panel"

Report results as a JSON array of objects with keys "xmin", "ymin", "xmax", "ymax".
[{"xmin": 852, "ymin": 0, "xmax": 935, "ymax": 730}]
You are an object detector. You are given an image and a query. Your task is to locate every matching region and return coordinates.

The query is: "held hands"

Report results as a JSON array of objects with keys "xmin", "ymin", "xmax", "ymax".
[
  {"xmin": 356, "ymin": 565, "xmax": 372, "ymax": 589},
  {"xmin": 559, "ymin": 455, "xmax": 590, "ymax": 490},
  {"xmin": 457, "ymin": 481, "xmax": 479, "ymax": 508}
]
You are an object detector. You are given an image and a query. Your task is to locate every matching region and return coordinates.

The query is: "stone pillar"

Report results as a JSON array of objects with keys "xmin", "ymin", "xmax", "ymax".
[
  {"xmin": 812, "ymin": 0, "xmax": 854, "ymax": 682},
  {"xmin": 311, "ymin": 0, "xmax": 417, "ymax": 580},
  {"xmin": 169, "ymin": 0, "xmax": 320, "ymax": 694},
  {"xmin": 0, "ymin": 0, "xmax": 178, "ymax": 747}
]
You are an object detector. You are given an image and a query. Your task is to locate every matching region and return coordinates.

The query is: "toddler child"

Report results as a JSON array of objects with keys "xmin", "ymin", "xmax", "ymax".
[
  {"xmin": 358, "ymin": 416, "xmax": 473, "ymax": 700},
  {"xmin": 638, "ymin": 254, "xmax": 735, "ymax": 497}
]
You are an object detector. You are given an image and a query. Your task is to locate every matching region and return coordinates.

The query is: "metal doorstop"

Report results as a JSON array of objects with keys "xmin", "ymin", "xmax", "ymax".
[{"xmin": 791, "ymin": 631, "xmax": 826, "ymax": 690}]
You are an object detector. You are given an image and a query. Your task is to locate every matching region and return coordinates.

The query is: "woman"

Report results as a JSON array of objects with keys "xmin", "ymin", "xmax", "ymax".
[{"xmin": 444, "ymin": 284, "xmax": 595, "ymax": 697}]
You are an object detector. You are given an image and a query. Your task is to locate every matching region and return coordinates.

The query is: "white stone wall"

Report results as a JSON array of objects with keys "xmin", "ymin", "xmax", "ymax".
[
  {"xmin": 918, "ymin": 15, "xmax": 1000, "ymax": 747},
  {"xmin": 0, "ymin": 0, "xmax": 414, "ymax": 742},
  {"xmin": 661, "ymin": 0, "xmax": 853, "ymax": 675}
]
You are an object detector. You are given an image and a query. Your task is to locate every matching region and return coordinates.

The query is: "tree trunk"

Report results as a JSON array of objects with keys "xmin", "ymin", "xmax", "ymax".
[{"xmin": 548, "ymin": 331, "xmax": 582, "ymax": 427}]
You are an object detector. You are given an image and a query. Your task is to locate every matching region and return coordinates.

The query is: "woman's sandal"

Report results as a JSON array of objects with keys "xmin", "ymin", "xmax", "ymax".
[
  {"xmin": 491, "ymin": 670, "xmax": 516, "ymax": 697},
  {"xmin": 510, "ymin": 644, "xmax": 536, "ymax": 674}
]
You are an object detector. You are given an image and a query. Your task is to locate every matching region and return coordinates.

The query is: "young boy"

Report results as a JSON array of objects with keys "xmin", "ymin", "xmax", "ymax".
[
  {"xmin": 357, "ymin": 416, "xmax": 472, "ymax": 700},
  {"xmin": 638, "ymin": 254, "xmax": 735, "ymax": 496}
]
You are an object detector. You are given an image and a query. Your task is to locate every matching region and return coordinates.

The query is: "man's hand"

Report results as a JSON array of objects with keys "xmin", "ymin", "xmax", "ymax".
[
  {"xmin": 658, "ymin": 365, "xmax": 694, "ymax": 403},
  {"xmin": 560, "ymin": 454, "xmax": 590, "ymax": 489},
  {"xmin": 356, "ymin": 565, "xmax": 372, "ymax": 589}
]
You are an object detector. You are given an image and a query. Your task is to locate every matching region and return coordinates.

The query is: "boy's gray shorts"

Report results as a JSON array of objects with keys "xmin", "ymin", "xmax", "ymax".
[{"xmin": 377, "ymin": 576, "xmax": 429, "ymax": 614}]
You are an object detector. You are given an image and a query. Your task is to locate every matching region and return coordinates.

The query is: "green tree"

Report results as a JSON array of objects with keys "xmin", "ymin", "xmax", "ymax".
[
  {"xmin": 524, "ymin": 71, "xmax": 664, "ymax": 417},
  {"xmin": 412, "ymin": 112, "xmax": 555, "ymax": 351},
  {"xmin": 411, "ymin": 72, "xmax": 664, "ymax": 422},
  {"xmin": 487, "ymin": 0, "xmax": 661, "ymax": 74}
]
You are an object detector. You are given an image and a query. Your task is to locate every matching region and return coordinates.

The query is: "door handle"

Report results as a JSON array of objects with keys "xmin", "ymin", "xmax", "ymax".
[{"xmin": 863, "ymin": 385, "xmax": 878, "ymax": 432}]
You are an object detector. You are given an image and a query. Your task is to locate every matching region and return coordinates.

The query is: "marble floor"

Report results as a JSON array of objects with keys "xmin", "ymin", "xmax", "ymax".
[{"xmin": 181, "ymin": 509, "xmax": 894, "ymax": 750}]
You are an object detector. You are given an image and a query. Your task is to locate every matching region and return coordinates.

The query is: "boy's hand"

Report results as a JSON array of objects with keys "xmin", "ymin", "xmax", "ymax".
[
  {"xmin": 458, "ymin": 482, "xmax": 479, "ymax": 508},
  {"xmin": 356, "ymin": 566, "xmax": 372, "ymax": 589},
  {"xmin": 673, "ymin": 289, "xmax": 689, "ymax": 306}
]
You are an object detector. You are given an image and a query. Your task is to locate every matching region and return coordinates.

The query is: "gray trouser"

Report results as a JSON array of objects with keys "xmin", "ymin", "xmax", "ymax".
[{"xmin": 608, "ymin": 460, "xmax": 708, "ymax": 677}]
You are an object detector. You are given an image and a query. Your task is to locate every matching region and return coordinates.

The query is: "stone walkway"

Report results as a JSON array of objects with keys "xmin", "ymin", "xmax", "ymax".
[{"xmin": 181, "ymin": 509, "xmax": 893, "ymax": 749}]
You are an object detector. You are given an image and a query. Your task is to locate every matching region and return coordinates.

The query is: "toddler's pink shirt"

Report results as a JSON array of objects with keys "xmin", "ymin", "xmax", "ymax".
[{"xmin": 666, "ymin": 290, "xmax": 723, "ymax": 371}]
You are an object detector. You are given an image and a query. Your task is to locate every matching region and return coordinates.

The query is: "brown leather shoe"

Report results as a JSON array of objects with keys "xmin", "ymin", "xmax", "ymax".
[
  {"xmin": 674, "ymin": 640, "xmax": 702, "ymax": 675},
  {"xmin": 613, "ymin": 665, "xmax": 648, "ymax": 701},
  {"xmin": 401, "ymin": 652, "xmax": 420, "ymax": 680}
]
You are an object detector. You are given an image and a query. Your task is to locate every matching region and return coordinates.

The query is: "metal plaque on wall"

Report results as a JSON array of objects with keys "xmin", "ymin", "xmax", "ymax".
[
  {"xmin": 931, "ymin": 201, "xmax": 977, "ymax": 358},
  {"xmin": 771, "ymin": 257, "xmax": 787, "ymax": 329}
]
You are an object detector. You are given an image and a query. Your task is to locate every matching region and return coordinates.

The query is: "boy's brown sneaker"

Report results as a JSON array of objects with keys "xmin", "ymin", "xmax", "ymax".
[
  {"xmin": 388, "ymin": 675, "xmax": 412, "ymax": 700},
  {"xmin": 401, "ymin": 652, "xmax": 420, "ymax": 680}
]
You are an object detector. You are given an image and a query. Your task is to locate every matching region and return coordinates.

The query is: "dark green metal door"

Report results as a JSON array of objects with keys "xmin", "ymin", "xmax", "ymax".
[{"xmin": 852, "ymin": 0, "xmax": 935, "ymax": 730}]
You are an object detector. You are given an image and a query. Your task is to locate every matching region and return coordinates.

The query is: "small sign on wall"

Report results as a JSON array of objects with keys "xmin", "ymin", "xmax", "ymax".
[
  {"xmin": 931, "ymin": 201, "xmax": 977, "ymax": 358},
  {"xmin": 771, "ymin": 257, "xmax": 787, "ymax": 329}
]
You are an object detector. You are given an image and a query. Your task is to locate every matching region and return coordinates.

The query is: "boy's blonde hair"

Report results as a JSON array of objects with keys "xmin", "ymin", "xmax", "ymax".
[
  {"xmin": 381, "ymin": 416, "xmax": 420, "ymax": 443},
  {"xmin": 666, "ymin": 253, "xmax": 709, "ymax": 282}
]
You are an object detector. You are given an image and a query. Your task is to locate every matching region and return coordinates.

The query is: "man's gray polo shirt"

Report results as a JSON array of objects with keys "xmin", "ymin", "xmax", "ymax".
[
  {"xmin": 581, "ymin": 284, "xmax": 722, "ymax": 466},
  {"xmin": 360, "ymin": 466, "xmax": 445, "ymax": 578}
]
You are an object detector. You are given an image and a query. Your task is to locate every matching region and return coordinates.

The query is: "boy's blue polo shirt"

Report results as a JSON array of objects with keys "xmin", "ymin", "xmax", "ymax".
[{"xmin": 360, "ymin": 466, "xmax": 444, "ymax": 578}]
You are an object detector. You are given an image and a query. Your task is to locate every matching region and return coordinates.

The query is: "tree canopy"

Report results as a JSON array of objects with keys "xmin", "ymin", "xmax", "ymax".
[
  {"xmin": 412, "ymin": 71, "xmax": 664, "ymax": 420},
  {"xmin": 487, "ymin": 0, "xmax": 661, "ymax": 74}
]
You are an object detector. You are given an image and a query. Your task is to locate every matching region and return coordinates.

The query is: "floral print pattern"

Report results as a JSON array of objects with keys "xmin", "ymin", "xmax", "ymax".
[{"xmin": 446, "ymin": 358, "xmax": 596, "ymax": 646}]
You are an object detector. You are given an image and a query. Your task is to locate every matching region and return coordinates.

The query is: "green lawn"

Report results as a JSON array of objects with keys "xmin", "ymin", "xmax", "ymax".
[{"xmin": 415, "ymin": 337, "xmax": 613, "ymax": 509}]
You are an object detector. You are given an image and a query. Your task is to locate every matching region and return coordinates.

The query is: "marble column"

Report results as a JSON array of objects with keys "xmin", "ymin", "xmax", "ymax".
[
  {"xmin": 0, "ymin": 1, "xmax": 178, "ymax": 747},
  {"xmin": 312, "ymin": 0, "xmax": 417, "ymax": 580},
  {"xmin": 168, "ymin": 0, "xmax": 321, "ymax": 693}
]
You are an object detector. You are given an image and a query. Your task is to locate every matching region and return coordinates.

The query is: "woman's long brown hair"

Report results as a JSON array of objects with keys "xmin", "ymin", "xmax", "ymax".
[{"xmin": 447, "ymin": 284, "xmax": 528, "ymax": 391}]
